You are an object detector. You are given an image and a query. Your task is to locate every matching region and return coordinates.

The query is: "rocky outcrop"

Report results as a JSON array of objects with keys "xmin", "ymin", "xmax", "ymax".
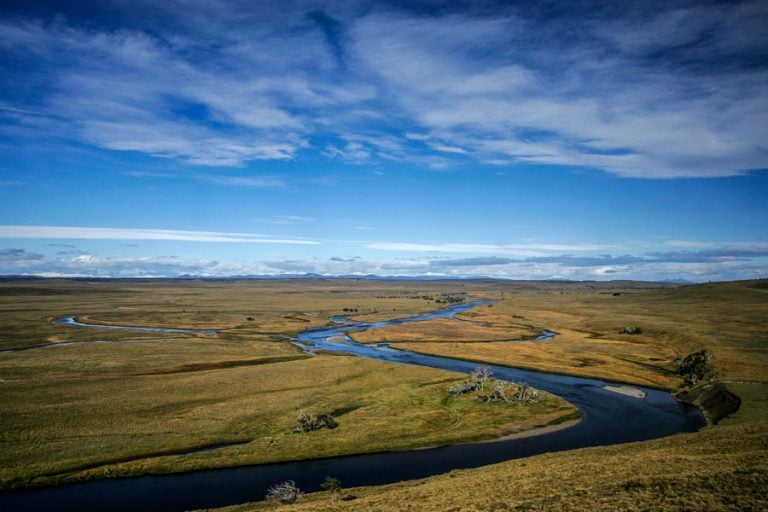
[{"xmin": 675, "ymin": 382, "xmax": 741, "ymax": 424}]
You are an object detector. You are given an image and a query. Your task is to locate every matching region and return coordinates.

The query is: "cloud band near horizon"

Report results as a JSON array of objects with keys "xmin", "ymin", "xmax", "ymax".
[{"xmin": 0, "ymin": 226, "xmax": 320, "ymax": 244}]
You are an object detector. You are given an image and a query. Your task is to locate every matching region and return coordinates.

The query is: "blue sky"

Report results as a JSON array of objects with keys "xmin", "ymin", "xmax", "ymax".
[{"xmin": 0, "ymin": 0, "xmax": 766, "ymax": 280}]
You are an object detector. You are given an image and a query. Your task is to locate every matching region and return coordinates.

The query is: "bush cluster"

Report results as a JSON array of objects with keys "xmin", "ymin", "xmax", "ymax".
[
  {"xmin": 675, "ymin": 350, "xmax": 712, "ymax": 385},
  {"xmin": 295, "ymin": 412, "xmax": 338, "ymax": 432}
]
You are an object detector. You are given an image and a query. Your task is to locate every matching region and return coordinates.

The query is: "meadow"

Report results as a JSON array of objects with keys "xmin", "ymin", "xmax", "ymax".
[
  {"xmin": 199, "ymin": 278, "xmax": 767, "ymax": 511},
  {"xmin": 1, "ymin": 278, "xmax": 766, "ymax": 510},
  {"xmin": 0, "ymin": 279, "xmax": 574, "ymax": 489}
]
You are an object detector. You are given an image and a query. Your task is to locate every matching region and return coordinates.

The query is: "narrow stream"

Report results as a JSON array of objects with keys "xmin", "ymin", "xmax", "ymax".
[{"xmin": 0, "ymin": 301, "xmax": 705, "ymax": 512}]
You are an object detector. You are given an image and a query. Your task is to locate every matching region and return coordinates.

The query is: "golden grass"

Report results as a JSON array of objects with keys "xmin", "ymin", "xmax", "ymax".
[
  {"xmin": 346, "ymin": 281, "xmax": 768, "ymax": 391},
  {"xmin": 0, "ymin": 349, "xmax": 575, "ymax": 489},
  {"xmin": 0, "ymin": 279, "xmax": 466, "ymax": 351},
  {"xmin": 350, "ymin": 317, "xmax": 533, "ymax": 344},
  {"xmin": 0, "ymin": 279, "xmax": 576, "ymax": 489},
  {"xmin": 2, "ymin": 277, "xmax": 767, "ymax": 505},
  {"xmin": 393, "ymin": 334, "xmax": 681, "ymax": 390},
  {"xmin": 212, "ymin": 420, "xmax": 768, "ymax": 512}
]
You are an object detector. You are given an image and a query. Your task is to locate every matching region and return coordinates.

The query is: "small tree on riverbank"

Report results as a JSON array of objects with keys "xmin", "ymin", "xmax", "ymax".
[
  {"xmin": 514, "ymin": 381, "xmax": 540, "ymax": 403},
  {"xmin": 490, "ymin": 380, "xmax": 510, "ymax": 402},
  {"xmin": 266, "ymin": 480, "xmax": 303, "ymax": 504},
  {"xmin": 471, "ymin": 365, "xmax": 494, "ymax": 391},
  {"xmin": 321, "ymin": 476, "xmax": 343, "ymax": 501},
  {"xmin": 449, "ymin": 366, "xmax": 539, "ymax": 404}
]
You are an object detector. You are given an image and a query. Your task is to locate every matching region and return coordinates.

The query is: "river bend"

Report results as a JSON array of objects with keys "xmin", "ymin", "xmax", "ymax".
[{"xmin": 0, "ymin": 300, "xmax": 705, "ymax": 511}]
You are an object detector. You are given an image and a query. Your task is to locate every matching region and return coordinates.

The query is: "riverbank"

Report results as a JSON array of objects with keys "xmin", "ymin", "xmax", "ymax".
[{"xmin": 219, "ymin": 420, "xmax": 767, "ymax": 512}]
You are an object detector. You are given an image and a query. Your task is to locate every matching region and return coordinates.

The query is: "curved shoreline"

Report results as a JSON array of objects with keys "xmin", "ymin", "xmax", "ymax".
[
  {"xmin": 473, "ymin": 417, "xmax": 582, "ymax": 444},
  {"xmin": 54, "ymin": 315, "xmax": 218, "ymax": 335}
]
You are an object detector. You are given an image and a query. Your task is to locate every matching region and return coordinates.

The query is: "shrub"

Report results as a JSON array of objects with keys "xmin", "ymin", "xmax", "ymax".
[
  {"xmin": 318, "ymin": 413, "xmax": 338, "ymax": 429},
  {"xmin": 675, "ymin": 350, "xmax": 712, "ymax": 385},
  {"xmin": 296, "ymin": 412, "xmax": 314, "ymax": 432},
  {"xmin": 295, "ymin": 411, "xmax": 338, "ymax": 432},
  {"xmin": 449, "ymin": 379, "xmax": 479, "ymax": 396},
  {"xmin": 321, "ymin": 476, "xmax": 343, "ymax": 501}
]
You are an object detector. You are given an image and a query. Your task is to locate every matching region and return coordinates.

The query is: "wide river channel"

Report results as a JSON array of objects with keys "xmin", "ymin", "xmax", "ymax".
[{"xmin": 1, "ymin": 300, "xmax": 706, "ymax": 511}]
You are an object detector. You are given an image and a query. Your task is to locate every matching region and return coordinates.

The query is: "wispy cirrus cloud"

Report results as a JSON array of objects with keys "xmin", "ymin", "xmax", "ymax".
[
  {"xmin": 0, "ymin": 226, "xmax": 319, "ymax": 244},
  {"xmin": 1, "ymin": 1, "xmax": 765, "ymax": 178},
  {"xmin": 367, "ymin": 241, "xmax": 614, "ymax": 255},
  {"xmin": 348, "ymin": 2, "xmax": 768, "ymax": 178}
]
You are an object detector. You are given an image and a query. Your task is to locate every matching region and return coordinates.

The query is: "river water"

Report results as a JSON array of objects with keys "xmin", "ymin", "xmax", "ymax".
[{"xmin": 0, "ymin": 301, "xmax": 705, "ymax": 511}]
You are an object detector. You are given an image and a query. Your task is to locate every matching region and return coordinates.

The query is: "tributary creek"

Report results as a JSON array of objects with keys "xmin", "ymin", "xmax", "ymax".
[{"xmin": 0, "ymin": 300, "xmax": 705, "ymax": 511}]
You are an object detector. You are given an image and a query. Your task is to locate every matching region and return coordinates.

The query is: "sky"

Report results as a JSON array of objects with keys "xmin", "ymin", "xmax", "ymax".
[{"xmin": 0, "ymin": 0, "xmax": 767, "ymax": 281}]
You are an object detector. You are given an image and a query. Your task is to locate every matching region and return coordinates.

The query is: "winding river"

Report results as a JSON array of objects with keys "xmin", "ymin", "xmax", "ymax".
[{"xmin": 0, "ymin": 301, "xmax": 705, "ymax": 512}]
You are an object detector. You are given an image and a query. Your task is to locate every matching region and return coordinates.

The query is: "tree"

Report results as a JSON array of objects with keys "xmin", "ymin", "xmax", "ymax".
[
  {"xmin": 321, "ymin": 476, "xmax": 343, "ymax": 501},
  {"xmin": 514, "ymin": 381, "xmax": 540, "ymax": 403},
  {"xmin": 471, "ymin": 365, "xmax": 494, "ymax": 391},
  {"xmin": 266, "ymin": 480, "xmax": 303, "ymax": 504},
  {"xmin": 490, "ymin": 380, "xmax": 510, "ymax": 402}
]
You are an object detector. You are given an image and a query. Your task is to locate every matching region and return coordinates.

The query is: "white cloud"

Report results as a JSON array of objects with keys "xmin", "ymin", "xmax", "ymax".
[
  {"xmin": 349, "ymin": 5, "xmax": 768, "ymax": 178},
  {"xmin": 367, "ymin": 241, "xmax": 614, "ymax": 254},
  {"xmin": 203, "ymin": 175, "xmax": 287, "ymax": 188},
  {"xmin": 1, "ymin": 240, "xmax": 766, "ymax": 281},
  {"xmin": 269, "ymin": 216, "xmax": 314, "ymax": 225},
  {"xmin": 0, "ymin": 2, "xmax": 766, "ymax": 178},
  {"xmin": 0, "ymin": 226, "xmax": 319, "ymax": 244}
]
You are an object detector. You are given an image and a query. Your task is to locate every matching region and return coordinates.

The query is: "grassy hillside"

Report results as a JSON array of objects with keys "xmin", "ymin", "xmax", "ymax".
[{"xmin": 218, "ymin": 420, "xmax": 767, "ymax": 512}]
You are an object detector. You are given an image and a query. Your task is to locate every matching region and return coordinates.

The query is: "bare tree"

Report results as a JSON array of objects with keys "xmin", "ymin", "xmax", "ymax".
[
  {"xmin": 471, "ymin": 365, "xmax": 494, "ymax": 392},
  {"xmin": 490, "ymin": 380, "xmax": 510, "ymax": 402},
  {"xmin": 266, "ymin": 480, "xmax": 303, "ymax": 504},
  {"xmin": 514, "ymin": 381, "xmax": 540, "ymax": 403}
]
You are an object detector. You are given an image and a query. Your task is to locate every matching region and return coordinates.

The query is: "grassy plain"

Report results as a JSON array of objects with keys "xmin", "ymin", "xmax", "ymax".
[
  {"xmin": 2, "ymin": 277, "xmax": 767, "ymax": 508},
  {"xmin": 0, "ymin": 279, "xmax": 574, "ymax": 489},
  {"xmin": 208, "ymin": 278, "xmax": 768, "ymax": 511}
]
